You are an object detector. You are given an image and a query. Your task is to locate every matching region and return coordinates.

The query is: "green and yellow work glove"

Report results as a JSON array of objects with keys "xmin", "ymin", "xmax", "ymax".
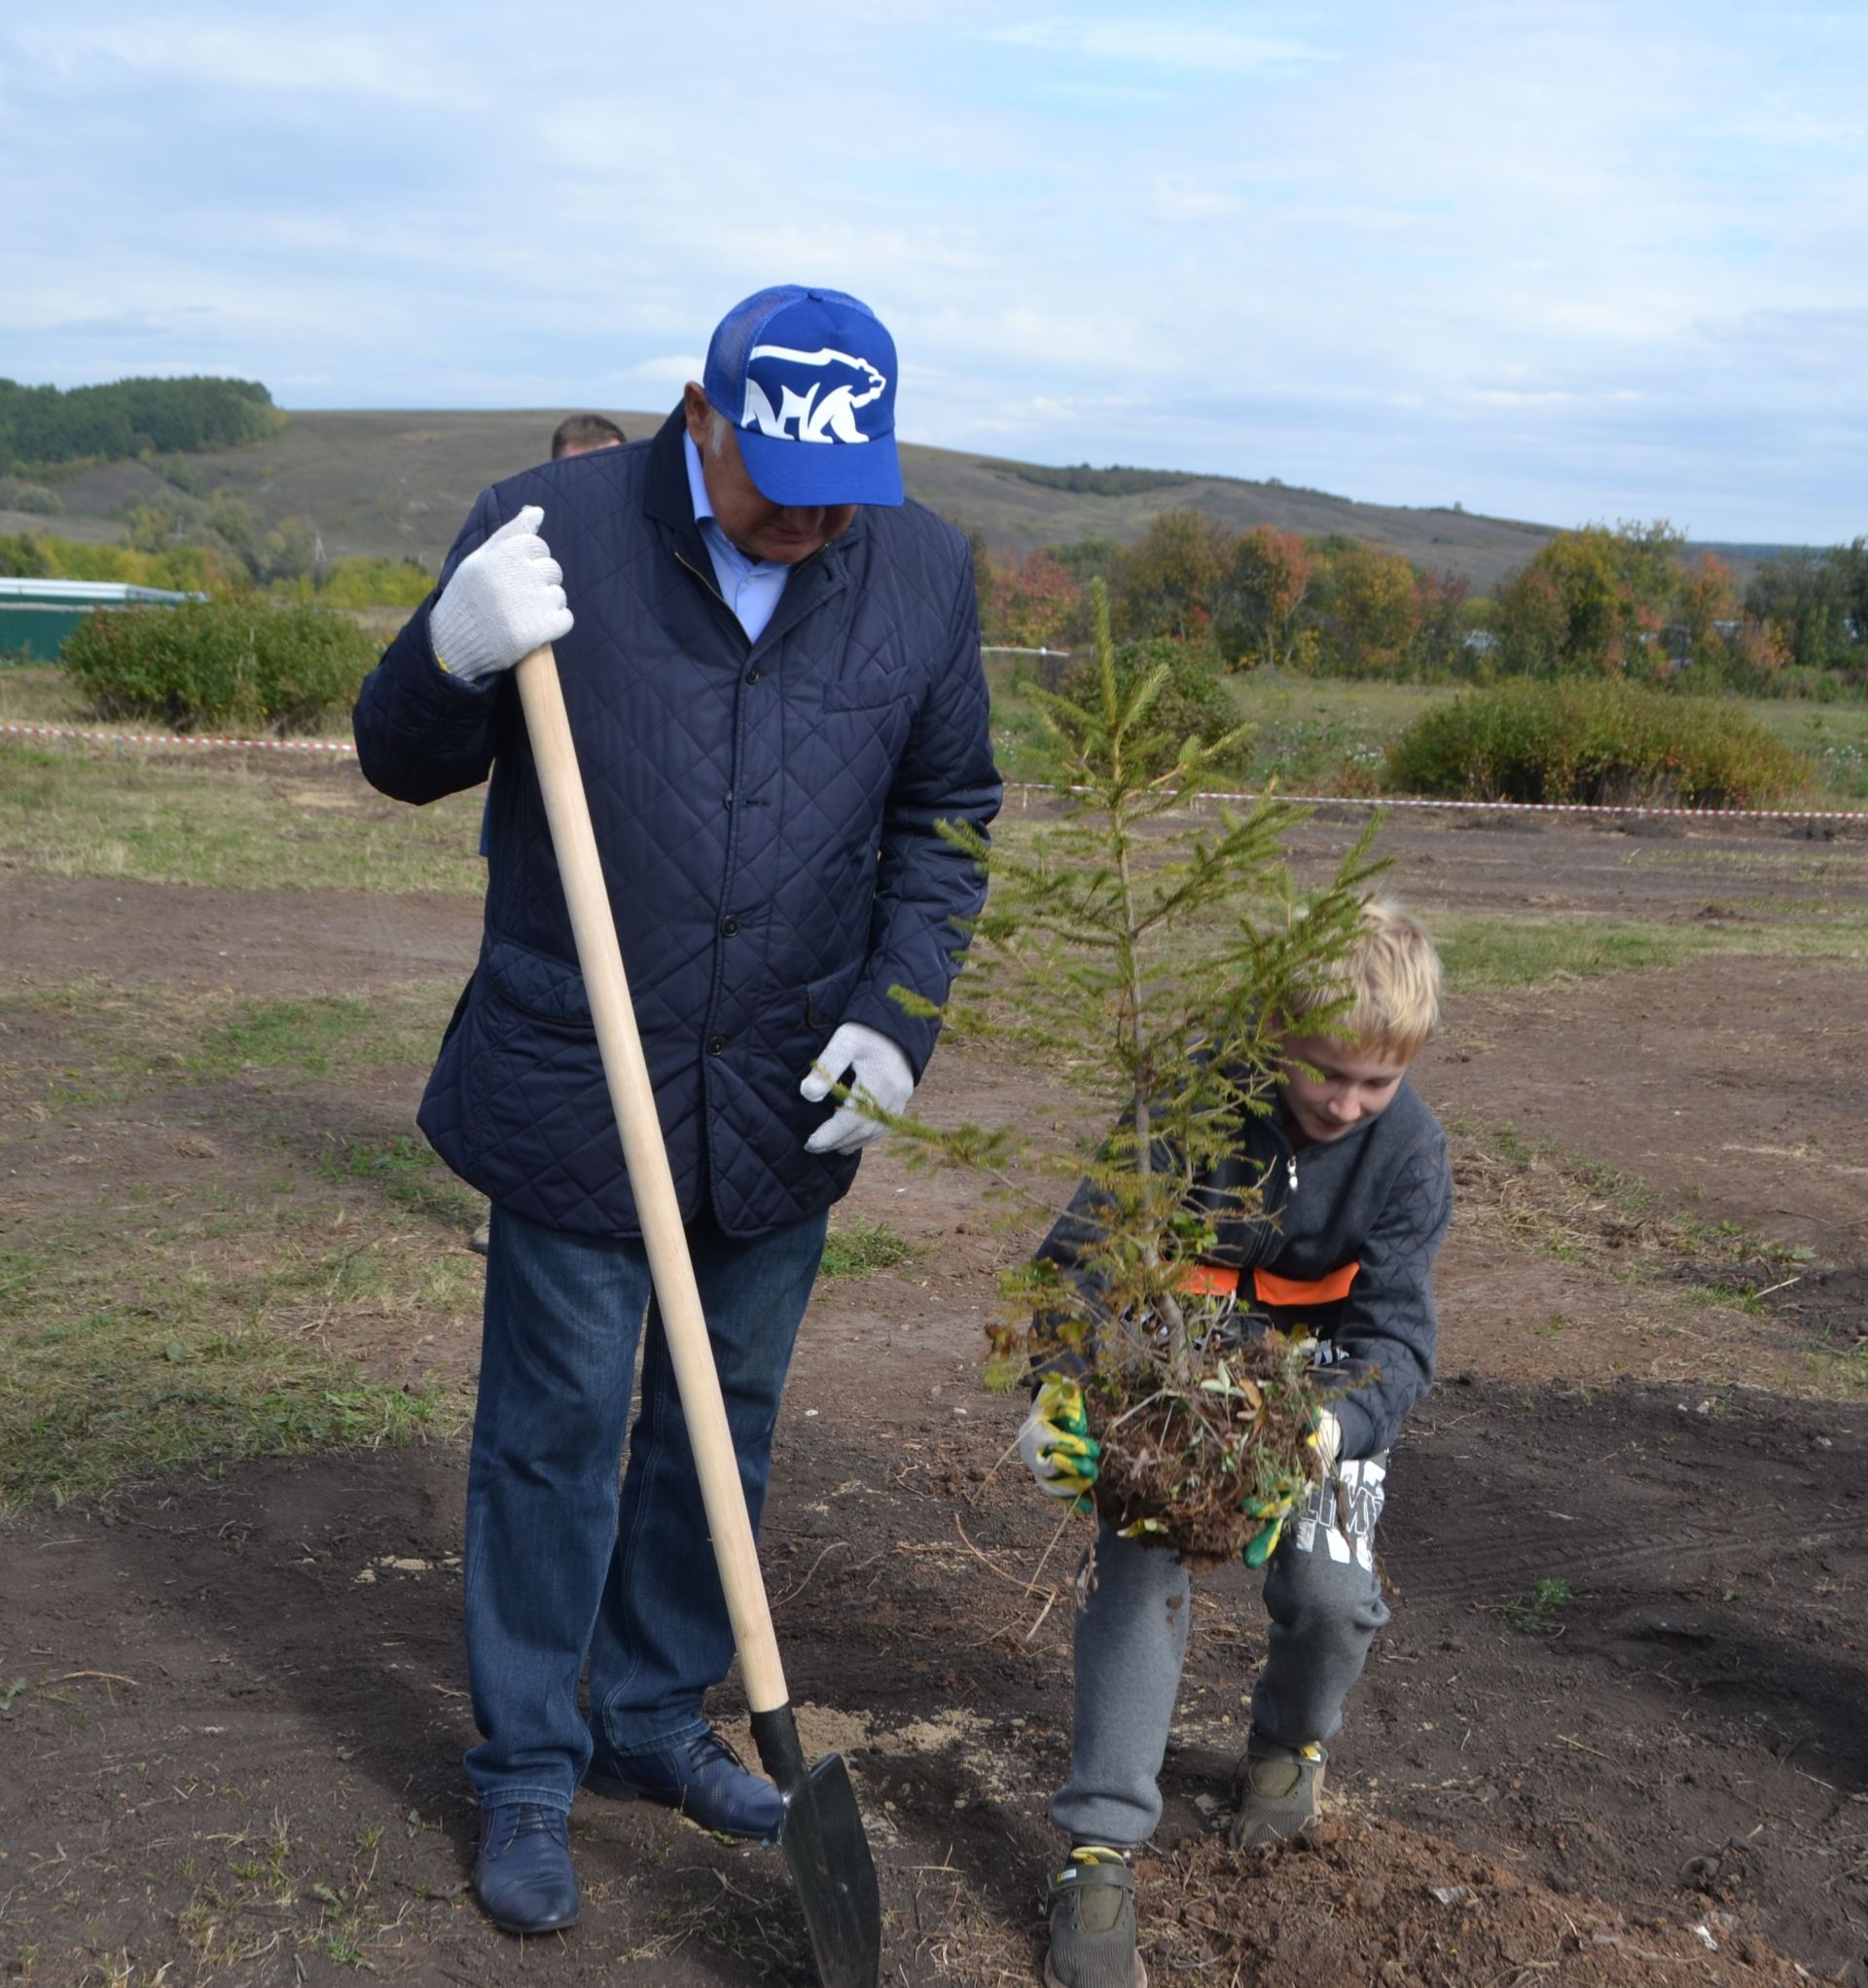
[
  {"xmin": 1018, "ymin": 1377, "xmax": 1100, "ymax": 1507},
  {"xmin": 1239, "ymin": 1483, "xmax": 1301, "ymax": 1569},
  {"xmin": 1242, "ymin": 1410, "xmax": 1347, "ymax": 1566}
]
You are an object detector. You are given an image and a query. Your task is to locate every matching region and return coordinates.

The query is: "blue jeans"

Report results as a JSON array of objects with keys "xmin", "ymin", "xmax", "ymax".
[{"xmin": 462, "ymin": 1201, "xmax": 827, "ymax": 1812}]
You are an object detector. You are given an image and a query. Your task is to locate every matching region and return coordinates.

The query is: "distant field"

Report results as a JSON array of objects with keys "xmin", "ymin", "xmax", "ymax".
[
  {"xmin": 1749, "ymin": 699, "xmax": 1868, "ymax": 800},
  {"xmin": 7, "ymin": 659, "xmax": 1864, "ymax": 812}
]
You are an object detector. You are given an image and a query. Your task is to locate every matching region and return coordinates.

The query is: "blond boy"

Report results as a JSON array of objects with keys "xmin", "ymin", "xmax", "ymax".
[{"xmin": 1021, "ymin": 900, "xmax": 1453, "ymax": 1988}]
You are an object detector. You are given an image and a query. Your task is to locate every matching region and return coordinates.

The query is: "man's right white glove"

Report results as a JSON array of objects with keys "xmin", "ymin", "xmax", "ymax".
[{"xmin": 429, "ymin": 504, "xmax": 573, "ymax": 684}]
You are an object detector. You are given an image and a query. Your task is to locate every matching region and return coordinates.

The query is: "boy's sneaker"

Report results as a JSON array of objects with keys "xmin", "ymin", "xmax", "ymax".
[
  {"xmin": 1229, "ymin": 1731, "xmax": 1326, "ymax": 1848},
  {"xmin": 1044, "ymin": 1846, "xmax": 1145, "ymax": 1988}
]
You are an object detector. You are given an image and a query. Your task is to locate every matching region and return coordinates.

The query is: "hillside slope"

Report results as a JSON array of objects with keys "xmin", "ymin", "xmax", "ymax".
[{"xmin": 1, "ymin": 407, "xmax": 1724, "ymax": 594}]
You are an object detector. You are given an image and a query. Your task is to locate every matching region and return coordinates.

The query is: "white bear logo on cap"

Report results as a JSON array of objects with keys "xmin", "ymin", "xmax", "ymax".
[{"xmin": 741, "ymin": 344, "xmax": 888, "ymax": 447}]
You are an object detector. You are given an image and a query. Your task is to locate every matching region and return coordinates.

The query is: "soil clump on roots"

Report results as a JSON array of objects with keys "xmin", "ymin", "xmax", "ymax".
[{"xmin": 1086, "ymin": 1329, "xmax": 1320, "ymax": 1570}]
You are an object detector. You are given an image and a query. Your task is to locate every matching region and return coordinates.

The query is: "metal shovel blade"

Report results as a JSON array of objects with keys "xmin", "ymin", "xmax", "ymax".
[{"xmin": 750, "ymin": 1703, "xmax": 880, "ymax": 1988}]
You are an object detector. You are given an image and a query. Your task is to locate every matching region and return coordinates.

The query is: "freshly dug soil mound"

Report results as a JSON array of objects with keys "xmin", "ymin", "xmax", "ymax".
[{"xmin": 1143, "ymin": 1816, "xmax": 1814, "ymax": 1986}]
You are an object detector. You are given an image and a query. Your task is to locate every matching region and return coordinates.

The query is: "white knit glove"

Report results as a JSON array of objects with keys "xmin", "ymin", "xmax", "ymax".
[
  {"xmin": 801, "ymin": 1023, "xmax": 915, "ymax": 1154},
  {"xmin": 1311, "ymin": 1408, "xmax": 1344, "ymax": 1478},
  {"xmin": 429, "ymin": 504, "xmax": 573, "ymax": 684}
]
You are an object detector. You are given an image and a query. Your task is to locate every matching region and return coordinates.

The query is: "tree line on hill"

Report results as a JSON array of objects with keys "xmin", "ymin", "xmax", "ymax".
[
  {"xmin": 0, "ymin": 369, "xmax": 1860, "ymax": 681},
  {"xmin": 975, "ymin": 512, "xmax": 1868, "ymax": 700},
  {"xmin": 0, "ymin": 376, "xmax": 283, "ymax": 475}
]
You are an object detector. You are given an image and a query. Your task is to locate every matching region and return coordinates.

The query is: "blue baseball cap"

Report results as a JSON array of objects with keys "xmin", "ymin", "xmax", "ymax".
[{"xmin": 701, "ymin": 285, "xmax": 904, "ymax": 508}]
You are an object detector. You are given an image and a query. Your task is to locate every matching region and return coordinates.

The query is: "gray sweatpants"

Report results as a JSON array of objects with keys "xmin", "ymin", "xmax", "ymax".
[{"xmin": 1049, "ymin": 1454, "xmax": 1390, "ymax": 1849}]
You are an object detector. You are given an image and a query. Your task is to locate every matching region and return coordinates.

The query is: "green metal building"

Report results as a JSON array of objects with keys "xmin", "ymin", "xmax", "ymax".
[{"xmin": 0, "ymin": 578, "xmax": 204, "ymax": 662}]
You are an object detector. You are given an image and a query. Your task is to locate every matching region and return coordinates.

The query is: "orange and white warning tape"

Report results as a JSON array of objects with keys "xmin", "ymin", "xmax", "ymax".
[
  {"xmin": 1005, "ymin": 777, "xmax": 1868, "ymax": 825},
  {"xmin": 1, "ymin": 719, "xmax": 357, "ymax": 756},
  {"xmin": 4, "ymin": 720, "xmax": 1863, "ymax": 823}
]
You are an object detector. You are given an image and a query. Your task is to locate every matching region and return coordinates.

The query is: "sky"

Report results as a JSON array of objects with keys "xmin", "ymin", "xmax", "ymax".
[{"xmin": 3, "ymin": 2, "xmax": 1864, "ymax": 544}]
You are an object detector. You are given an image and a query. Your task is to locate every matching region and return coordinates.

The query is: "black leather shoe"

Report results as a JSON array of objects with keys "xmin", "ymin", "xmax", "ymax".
[
  {"xmin": 475, "ymin": 1802, "xmax": 579, "ymax": 1935},
  {"xmin": 585, "ymin": 1725, "xmax": 785, "ymax": 1843}
]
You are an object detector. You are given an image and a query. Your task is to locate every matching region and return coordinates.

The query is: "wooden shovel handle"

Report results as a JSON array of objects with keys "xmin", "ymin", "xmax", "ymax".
[{"xmin": 516, "ymin": 644, "xmax": 789, "ymax": 1716}]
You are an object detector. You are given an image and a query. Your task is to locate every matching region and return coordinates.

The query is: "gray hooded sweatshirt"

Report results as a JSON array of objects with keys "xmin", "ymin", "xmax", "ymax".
[{"xmin": 1034, "ymin": 1077, "xmax": 1453, "ymax": 1461}]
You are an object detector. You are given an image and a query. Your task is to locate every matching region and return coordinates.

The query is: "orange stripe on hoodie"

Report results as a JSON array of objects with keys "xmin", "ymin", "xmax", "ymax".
[{"xmin": 1253, "ymin": 1262, "xmax": 1359, "ymax": 1307}]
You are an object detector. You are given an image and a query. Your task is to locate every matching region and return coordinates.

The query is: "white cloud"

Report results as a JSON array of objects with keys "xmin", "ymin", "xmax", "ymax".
[
  {"xmin": 982, "ymin": 15, "xmax": 1334, "ymax": 73},
  {"xmin": 0, "ymin": 1, "xmax": 1863, "ymax": 538},
  {"xmin": 14, "ymin": 22, "xmax": 479, "ymax": 107}
]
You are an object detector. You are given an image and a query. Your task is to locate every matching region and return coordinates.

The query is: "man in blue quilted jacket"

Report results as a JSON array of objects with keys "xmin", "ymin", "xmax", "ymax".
[{"xmin": 352, "ymin": 286, "xmax": 1000, "ymax": 1935}]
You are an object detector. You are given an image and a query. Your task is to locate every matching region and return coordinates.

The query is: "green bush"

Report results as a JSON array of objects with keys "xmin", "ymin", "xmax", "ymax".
[
  {"xmin": 0, "ymin": 475, "xmax": 61, "ymax": 515},
  {"xmin": 1060, "ymin": 634, "xmax": 1251, "ymax": 778},
  {"xmin": 318, "ymin": 557, "xmax": 432, "ymax": 611},
  {"xmin": 1385, "ymin": 677, "xmax": 1808, "ymax": 808},
  {"xmin": 0, "ymin": 528, "xmax": 227, "ymax": 592},
  {"xmin": 62, "ymin": 594, "xmax": 379, "ymax": 733}
]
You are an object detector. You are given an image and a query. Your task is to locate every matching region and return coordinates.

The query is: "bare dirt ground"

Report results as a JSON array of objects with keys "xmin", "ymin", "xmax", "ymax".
[{"xmin": 3, "ymin": 793, "xmax": 1866, "ymax": 1986}]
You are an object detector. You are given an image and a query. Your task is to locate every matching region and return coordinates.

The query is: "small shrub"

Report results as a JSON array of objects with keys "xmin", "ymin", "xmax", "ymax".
[
  {"xmin": 319, "ymin": 557, "xmax": 432, "ymax": 612},
  {"xmin": 0, "ymin": 476, "xmax": 62, "ymax": 515},
  {"xmin": 820, "ymin": 1217, "xmax": 917, "ymax": 1280},
  {"xmin": 1501, "ymin": 1576, "xmax": 1575, "ymax": 1635},
  {"xmin": 1385, "ymin": 677, "xmax": 1807, "ymax": 808},
  {"xmin": 1060, "ymin": 634, "xmax": 1251, "ymax": 779},
  {"xmin": 62, "ymin": 594, "xmax": 379, "ymax": 733}
]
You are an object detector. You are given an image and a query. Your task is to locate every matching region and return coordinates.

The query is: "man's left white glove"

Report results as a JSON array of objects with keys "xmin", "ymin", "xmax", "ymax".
[
  {"xmin": 430, "ymin": 504, "xmax": 573, "ymax": 684},
  {"xmin": 801, "ymin": 1023, "xmax": 915, "ymax": 1154}
]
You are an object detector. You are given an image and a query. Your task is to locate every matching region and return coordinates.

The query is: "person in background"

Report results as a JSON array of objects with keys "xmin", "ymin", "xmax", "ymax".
[{"xmin": 551, "ymin": 413, "xmax": 627, "ymax": 460}]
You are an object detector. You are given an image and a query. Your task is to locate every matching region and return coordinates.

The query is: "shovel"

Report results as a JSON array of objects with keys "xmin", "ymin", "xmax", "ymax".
[{"xmin": 515, "ymin": 644, "xmax": 881, "ymax": 1988}]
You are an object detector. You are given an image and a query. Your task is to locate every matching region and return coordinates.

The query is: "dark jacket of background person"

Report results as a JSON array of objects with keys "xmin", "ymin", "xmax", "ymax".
[
  {"xmin": 1035, "ymin": 1077, "xmax": 1452, "ymax": 1460},
  {"xmin": 354, "ymin": 409, "xmax": 1000, "ymax": 1238}
]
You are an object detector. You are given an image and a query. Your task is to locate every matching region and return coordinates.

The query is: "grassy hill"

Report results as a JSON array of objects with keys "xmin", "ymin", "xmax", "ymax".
[{"xmin": 0, "ymin": 407, "xmax": 1768, "ymax": 594}]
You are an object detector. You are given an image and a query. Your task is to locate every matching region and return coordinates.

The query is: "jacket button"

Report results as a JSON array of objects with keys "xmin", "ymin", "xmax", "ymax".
[
  {"xmin": 744, "ymin": 669, "xmax": 762, "ymax": 685},
  {"xmin": 721, "ymin": 917, "xmax": 739, "ymax": 937},
  {"xmin": 707, "ymin": 1034, "xmax": 729, "ymax": 1055}
]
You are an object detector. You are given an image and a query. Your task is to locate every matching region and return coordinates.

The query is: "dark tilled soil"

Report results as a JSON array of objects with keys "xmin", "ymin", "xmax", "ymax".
[
  {"xmin": 3, "ymin": 1377, "xmax": 1863, "ymax": 1985},
  {"xmin": 4, "ymin": 806, "xmax": 1867, "ymax": 1984}
]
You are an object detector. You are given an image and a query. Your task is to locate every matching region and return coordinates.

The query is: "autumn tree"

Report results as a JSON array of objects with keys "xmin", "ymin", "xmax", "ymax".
[
  {"xmin": 1673, "ymin": 553, "xmax": 1738, "ymax": 669},
  {"xmin": 1494, "ymin": 523, "xmax": 1680, "ymax": 676},
  {"xmin": 1744, "ymin": 548, "xmax": 1851, "ymax": 673},
  {"xmin": 1411, "ymin": 567, "xmax": 1472, "ymax": 678},
  {"xmin": 1493, "ymin": 562, "xmax": 1568, "ymax": 675},
  {"xmin": 1214, "ymin": 524, "xmax": 1311, "ymax": 670},
  {"xmin": 1830, "ymin": 539, "xmax": 1868, "ymax": 655},
  {"xmin": 1317, "ymin": 542, "xmax": 1419, "ymax": 676},
  {"xmin": 979, "ymin": 546, "xmax": 1084, "ymax": 652},
  {"xmin": 1108, "ymin": 508, "xmax": 1231, "ymax": 641}
]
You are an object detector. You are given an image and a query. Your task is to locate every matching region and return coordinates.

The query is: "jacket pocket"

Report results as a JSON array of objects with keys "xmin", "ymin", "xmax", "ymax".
[
  {"xmin": 820, "ymin": 670, "xmax": 910, "ymax": 714},
  {"xmin": 804, "ymin": 957, "xmax": 867, "ymax": 1034},
  {"xmin": 482, "ymin": 936, "xmax": 593, "ymax": 1030},
  {"xmin": 460, "ymin": 942, "xmax": 605, "ymax": 1168}
]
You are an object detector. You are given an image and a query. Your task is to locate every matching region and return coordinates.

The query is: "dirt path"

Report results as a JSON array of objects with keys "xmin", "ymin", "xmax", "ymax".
[{"xmin": 3, "ymin": 811, "xmax": 1865, "ymax": 1984}]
